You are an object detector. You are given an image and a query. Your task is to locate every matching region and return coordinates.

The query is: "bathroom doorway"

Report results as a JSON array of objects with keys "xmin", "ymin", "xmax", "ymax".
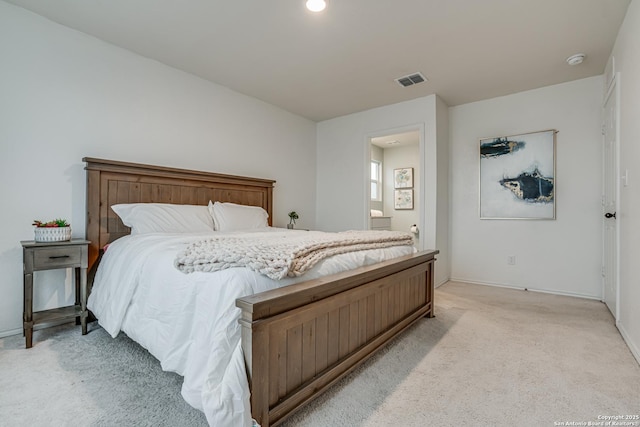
[{"xmin": 368, "ymin": 129, "xmax": 421, "ymax": 248}]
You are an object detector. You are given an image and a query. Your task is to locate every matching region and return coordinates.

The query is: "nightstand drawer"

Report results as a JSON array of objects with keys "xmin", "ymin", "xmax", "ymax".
[{"xmin": 32, "ymin": 246, "xmax": 82, "ymax": 270}]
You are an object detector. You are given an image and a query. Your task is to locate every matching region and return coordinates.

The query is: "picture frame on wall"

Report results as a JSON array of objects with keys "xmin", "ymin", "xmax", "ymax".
[
  {"xmin": 479, "ymin": 129, "xmax": 556, "ymax": 219},
  {"xmin": 394, "ymin": 189, "xmax": 414, "ymax": 210},
  {"xmin": 394, "ymin": 168, "xmax": 413, "ymax": 188}
]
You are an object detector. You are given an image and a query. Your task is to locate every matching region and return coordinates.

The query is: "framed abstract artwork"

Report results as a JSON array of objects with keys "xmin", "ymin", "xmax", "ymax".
[
  {"xmin": 394, "ymin": 189, "xmax": 413, "ymax": 210},
  {"xmin": 394, "ymin": 168, "xmax": 413, "ymax": 188},
  {"xmin": 479, "ymin": 129, "xmax": 556, "ymax": 219}
]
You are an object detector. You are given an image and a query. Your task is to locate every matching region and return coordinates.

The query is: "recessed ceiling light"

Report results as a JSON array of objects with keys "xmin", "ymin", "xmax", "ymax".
[
  {"xmin": 566, "ymin": 53, "xmax": 586, "ymax": 66},
  {"xmin": 306, "ymin": 0, "xmax": 326, "ymax": 12}
]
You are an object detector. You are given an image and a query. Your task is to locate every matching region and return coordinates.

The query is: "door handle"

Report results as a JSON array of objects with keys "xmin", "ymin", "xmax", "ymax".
[{"xmin": 604, "ymin": 212, "xmax": 617, "ymax": 219}]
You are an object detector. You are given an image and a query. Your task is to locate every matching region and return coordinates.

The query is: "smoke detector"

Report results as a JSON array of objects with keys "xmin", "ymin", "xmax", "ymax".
[
  {"xmin": 566, "ymin": 53, "xmax": 586, "ymax": 66},
  {"xmin": 395, "ymin": 72, "xmax": 427, "ymax": 87}
]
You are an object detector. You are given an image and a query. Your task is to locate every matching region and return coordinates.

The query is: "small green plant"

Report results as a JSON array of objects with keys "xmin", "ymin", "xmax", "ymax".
[
  {"xmin": 32, "ymin": 218, "xmax": 70, "ymax": 228},
  {"xmin": 288, "ymin": 211, "xmax": 299, "ymax": 225}
]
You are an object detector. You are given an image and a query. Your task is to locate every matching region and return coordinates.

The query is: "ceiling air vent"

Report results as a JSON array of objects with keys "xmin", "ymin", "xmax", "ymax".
[{"xmin": 395, "ymin": 72, "xmax": 427, "ymax": 87}]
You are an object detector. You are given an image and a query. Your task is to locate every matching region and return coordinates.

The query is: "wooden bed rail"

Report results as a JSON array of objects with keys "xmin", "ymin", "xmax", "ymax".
[{"xmin": 236, "ymin": 250, "xmax": 438, "ymax": 426}]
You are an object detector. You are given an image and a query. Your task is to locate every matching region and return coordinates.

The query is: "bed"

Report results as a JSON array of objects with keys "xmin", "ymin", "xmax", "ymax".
[{"xmin": 84, "ymin": 157, "xmax": 438, "ymax": 426}]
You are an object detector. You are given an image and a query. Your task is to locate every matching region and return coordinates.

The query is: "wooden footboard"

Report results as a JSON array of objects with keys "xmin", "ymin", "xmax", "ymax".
[{"xmin": 236, "ymin": 250, "xmax": 438, "ymax": 427}]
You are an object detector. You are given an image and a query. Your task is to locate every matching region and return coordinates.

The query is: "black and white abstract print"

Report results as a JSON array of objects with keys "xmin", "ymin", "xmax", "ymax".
[{"xmin": 480, "ymin": 130, "xmax": 555, "ymax": 219}]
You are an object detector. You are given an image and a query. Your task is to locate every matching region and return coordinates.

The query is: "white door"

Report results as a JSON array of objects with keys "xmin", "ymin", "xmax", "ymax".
[{"xmin": 602, "ymin": 75, "xmax": 619, "ymax": 320}]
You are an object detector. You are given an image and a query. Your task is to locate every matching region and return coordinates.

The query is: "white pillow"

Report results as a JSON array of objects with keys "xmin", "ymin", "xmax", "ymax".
[
  {"xmin": 209, "ymin": 201, "xmax": 269, "ymax": 231},
  {"xmin": 111, "ymin": 203, "xmax": 214, "ymax": 234}
]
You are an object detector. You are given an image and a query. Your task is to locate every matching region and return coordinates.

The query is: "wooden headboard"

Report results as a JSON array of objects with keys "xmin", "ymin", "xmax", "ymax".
[{"xmin": 84, "ymin": 157, "xmax": 275, "ymax": 271}]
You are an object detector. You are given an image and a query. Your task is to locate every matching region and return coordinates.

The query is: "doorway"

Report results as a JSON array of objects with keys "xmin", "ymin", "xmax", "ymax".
[
  {"xmin": 368, "ymin": 129, "xmax": 421, "ymax": 248},
  {"xmin": 602, "ymin": 73, "xmax": 620, "ymax": 321}
]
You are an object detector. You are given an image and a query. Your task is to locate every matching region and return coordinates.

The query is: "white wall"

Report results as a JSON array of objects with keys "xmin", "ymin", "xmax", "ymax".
[
  {"xmin": 316, "ymin": 95, "xmax": 450, "ymax": 285},
  {"xmin": 610, "ymin": 0, "xmax": 640, "ymax": 363},
  {"xmin": 0, "ymin": 2, "xmax": 317, "ymax": 336},
  {"xmin": 435, "ymin": 96, "xmax": 450, "ymax": 285},
  {"xmin": 449, "ymin": 76, "xmax": 603, "ymax": 298}
]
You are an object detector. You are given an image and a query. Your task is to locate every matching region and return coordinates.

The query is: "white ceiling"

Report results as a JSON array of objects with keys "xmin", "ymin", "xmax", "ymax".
[
  {"xmin": 371, "ymin": 131, "xmax": 419, "ymax": 149},
  {"xmin": 6, "ymin": 0, "xmax": 630, "ymax": 122}
]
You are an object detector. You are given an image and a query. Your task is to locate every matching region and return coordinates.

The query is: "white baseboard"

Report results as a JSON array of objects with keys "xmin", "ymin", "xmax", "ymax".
[
  {"xmin": 435, "ymin": 277, "xmax": 449, "ymax": 288},
  {"xmin": 0, "ymin": 319, "xmax": 77, "ymax": 339},
  {"xmin": 0, "ymin": 328, "xmax": 22, "ymax": 339},
  {"xmin": 447, "ymin": 277, "xmax": 602, "ymax": 301},
  {"xmin": 617, "ymin": 322, "xmax": 640, "ymax": 366}
]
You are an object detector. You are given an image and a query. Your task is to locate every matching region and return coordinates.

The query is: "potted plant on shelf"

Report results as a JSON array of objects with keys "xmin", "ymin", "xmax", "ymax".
[
  {"xmin": 32, "ymin": 218, "xmax": 72, "ymax": 242},
  {"xmin": 287, "ymin": 211, "xmax": 299, "ymax": 229}
]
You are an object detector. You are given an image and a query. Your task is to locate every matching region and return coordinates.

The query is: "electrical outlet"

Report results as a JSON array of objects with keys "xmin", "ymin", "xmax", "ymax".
[{"xmin": 507, "ymin": 255, "xmax": 516, "ymax": 265}]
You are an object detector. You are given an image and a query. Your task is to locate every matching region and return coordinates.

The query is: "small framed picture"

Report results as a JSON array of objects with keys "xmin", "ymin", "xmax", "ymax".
[
  {"xmin": 394, "ymin": 189, "xmax": 413, "ymax": 210},
  {"xmin": 394, "ymin": 168, "xmax": 413, "ymax": 188}
]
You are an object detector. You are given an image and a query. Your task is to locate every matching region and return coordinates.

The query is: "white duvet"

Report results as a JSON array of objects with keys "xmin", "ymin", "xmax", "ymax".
[{"xmin": 88, "ymin": 227, "xmax": 415, "ymax": 426}]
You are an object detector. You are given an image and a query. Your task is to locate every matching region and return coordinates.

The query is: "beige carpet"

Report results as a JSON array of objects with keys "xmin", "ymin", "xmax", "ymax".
[
  {"xmin": 1, "ymin": 281, "xmax": 639, "ymax": 427},
  {"xmin": 282, "ymin": 282, "xmax": 640, "ymax": 426}
]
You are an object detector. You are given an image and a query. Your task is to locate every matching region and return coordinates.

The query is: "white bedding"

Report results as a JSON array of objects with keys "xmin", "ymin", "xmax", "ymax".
[{"xmin": 88, "ymin": 227, "xmax": 415, "ymax": 426}]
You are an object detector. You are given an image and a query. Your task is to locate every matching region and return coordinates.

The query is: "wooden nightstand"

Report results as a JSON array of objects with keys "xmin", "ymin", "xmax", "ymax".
[{"xmin": 21, "ymin": 239, "xmax": 90, "ymax": 348}]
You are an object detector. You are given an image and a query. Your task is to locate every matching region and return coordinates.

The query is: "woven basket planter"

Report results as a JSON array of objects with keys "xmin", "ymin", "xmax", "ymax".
[{"xmin": 34, "ymin": 227, "xmax": 72, "ymax": 242}]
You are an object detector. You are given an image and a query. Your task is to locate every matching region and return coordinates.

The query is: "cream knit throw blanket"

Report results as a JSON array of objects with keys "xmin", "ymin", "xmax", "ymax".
[{"xmin": 175, "ymin": 230, "xmax": 414, "ymax": 280}]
